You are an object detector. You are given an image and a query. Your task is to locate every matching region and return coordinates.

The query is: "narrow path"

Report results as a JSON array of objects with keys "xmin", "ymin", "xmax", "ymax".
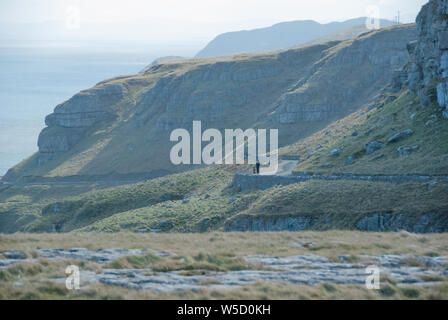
[{"xmin": 260, "ymin": 160, "xmax": 298, "ymax": 176}]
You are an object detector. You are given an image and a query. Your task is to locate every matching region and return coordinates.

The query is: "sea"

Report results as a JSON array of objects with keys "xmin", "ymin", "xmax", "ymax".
[{"xmin": 0, "ymin": 41, "xmax": 199, "ymax": 176}]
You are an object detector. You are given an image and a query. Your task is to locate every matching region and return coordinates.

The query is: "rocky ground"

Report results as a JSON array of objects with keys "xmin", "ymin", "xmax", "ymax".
[
  {"xmin": 2, "ymin": 248, "xmax": 447, "ymax": 291},
  {"xmin": 1, "ymin": 232, "xmax": 448, "ymax": 299}
]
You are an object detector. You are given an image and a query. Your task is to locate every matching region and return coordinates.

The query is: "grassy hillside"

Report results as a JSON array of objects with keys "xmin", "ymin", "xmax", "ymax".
[
  {"xmin": 23, "ymin": 166, "xmax": 237, "ymax": 233},
  {"xmin": 3, "ymin": 88, "xmax": 448, "ymax": 233},
  {"xmin": 5, "ymin": 161, "xmax": 443, "ymax": 233},
  {"xmin": 2, "ymin": 23, "xmax": 445, "ymax": 235},
  {"xmin": 0, "ymin": 184, "xmax": 104, "ymax": 233},
  {"xmin": 3, "ymin": 81, "xmax": 448, "ymax": 234},
  {"xmin": 3, "ymin": 25, "xmax": 415, "ymax": 182},
  {"xmin": 75, "ymin": 179, "xmax": 447, "ymax": 233},
  {"xmin": 281, "ymin": 90, "xmax": 448, "ymax": 175}
]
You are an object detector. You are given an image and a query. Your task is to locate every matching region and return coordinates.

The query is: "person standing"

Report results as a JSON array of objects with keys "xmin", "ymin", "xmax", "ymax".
[{"xmin": 256, "ymin": 160, "xmax": 260, "ymax": 174}]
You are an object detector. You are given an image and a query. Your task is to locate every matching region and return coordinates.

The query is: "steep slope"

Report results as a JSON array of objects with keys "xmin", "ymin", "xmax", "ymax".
[
  {"xmin": 284, "ymin": 0, "xmax": 448, "ymax": 175},
  {"xmin": 3, "ymin": 24, "xmax": 416, "ymax": 182},
  {"xmin": 3, "ymin": 2, "xmax": 448, "ymax": 234},
  {"xmin": 284, "ymin": 89, "xmax": 448, "ymax": 175},
  {"xmin": 195, "ymin": 18, "xmax": 395, "ymax": 58},
  {"xmin": 407, "ymin": 0, "xmax": 448, "ymax": 115}
]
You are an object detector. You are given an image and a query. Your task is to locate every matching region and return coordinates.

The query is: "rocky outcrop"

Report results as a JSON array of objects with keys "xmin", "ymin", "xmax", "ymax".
[
  {"xmin": 403, "ymin": 0, "xmax": 448, "ymax": 116},
  {"xmin": 136, "ymin": 51, "xmax": 307, "ymax": 132},
  {"xmin": 3, "ymin": 23, "xmax": 418, "ymax": 180},
  {"xmin": 37, "ymin": 127, "xmax": 85, "ymax": 165},
  {"xmin": 224, "ymin": 211, "xmax": 448, "ymax": 233},
  {"xmin": 134, "ymin": 25, "xmax": 417, "ymax": 133},
  {"xmin": 45, "ymin": 83, "xmax": 126, "ymax": 128},
  {"xmin": 3, "ymin": 247, "xmax": 447, "ymax": 290},
  {"xmin": 59, "ymin": 253, "xmax": 448, "ymax": 290},
  {"xmin": 36, "ymin": 83, "xmax": 127, "ymax": 164},
  {"xmin": 387, "ymin": 129, "xmax": 414, "ymax": 143},
  {"xmin": 364, "ymin": 141, "xmax": 384, "ymax": 155},
  {"xmin": 224, "ymin": 214, "xmax": 317, "ymax": 231},
  {"xmin": 272, "ymin": 25, "xmax": 417, "ymax": 124},
  {"xmin": 397, "ymin": 145, "xmax": 419, "ymax": 156},
  {"xmin": 355, "ymin": 212, "xmax": 448, "ymax": 233}
]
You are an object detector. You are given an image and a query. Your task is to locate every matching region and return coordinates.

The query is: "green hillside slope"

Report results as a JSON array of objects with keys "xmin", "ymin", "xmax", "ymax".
[
  {"xmin": 3, "ymin": 25, "xmax": 416, "ymax": 182},
  {"xmin": 283, "ymin": 90, "xmax": 448, "ymax": 175}
]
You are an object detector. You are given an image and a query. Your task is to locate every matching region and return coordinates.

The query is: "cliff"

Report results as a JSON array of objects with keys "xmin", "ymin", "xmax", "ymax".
[
  {"xmin": 3, "ymin": 24, "xmax": 416, "ymax": 181},
  {"xmin": 404, "ymin": 0, "xmax": 448, "ymax": 117},
  {"xmin": 3, "ymin": 3, "xmax": 448, "ymax": 234},
  {"xmin": 272, "ymin": 25, "xmax": 416, "ymax": 124},
  {"xmin": 284, "ymin": 0, "xmax": 448, "ymax": 176}
]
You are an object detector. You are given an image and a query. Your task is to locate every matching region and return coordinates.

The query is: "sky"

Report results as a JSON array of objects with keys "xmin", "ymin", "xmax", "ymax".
[{"xmin": 0, "ymin": 0, "xmax": 428, "ymax": 43}]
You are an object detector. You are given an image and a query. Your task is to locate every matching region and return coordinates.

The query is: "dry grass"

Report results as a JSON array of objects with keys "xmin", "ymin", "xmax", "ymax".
[
  {"xmin": 1, "ymin": 231, "xmax": 448, "ymax": 300},
  {"xmin": 1, "ymin": 231, "xmax": 447, "ymax": 260},
  {"xmin": 1, "ymin": 279, "xmax": 447, "ymax": 300},
  {"xmin": 288, "ymin": 90, "xmax": 448, "ymax": 175}
]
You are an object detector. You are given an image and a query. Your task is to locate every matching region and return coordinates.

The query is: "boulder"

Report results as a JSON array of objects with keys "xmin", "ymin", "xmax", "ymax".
[
  {"xmin": 345, "ymin": 155, "xmax": 355, "ymax": 165},
  {"xmin": 364, "ymin": 141, "xmax": 384, "ymax": 155},
  {"xmin": 374, "ymin": 153, "xmax": 384, "ymax": 160},
  {"xmin": 425, "ymin": 119, "xmax": 435, "ymax": 127},
  {"xmin": 387, "ymin": 129, "xmax": 414, "ymax": 143},
  {"xmin": 397, "ymin": 145, "xmax": 419, "ymax": 156},
  {"xmin": 328, "ymin": 149, "xmax": 340, "ymax": 157}
]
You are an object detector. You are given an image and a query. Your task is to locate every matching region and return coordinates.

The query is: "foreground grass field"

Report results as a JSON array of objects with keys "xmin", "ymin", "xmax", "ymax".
[{"xmin": 1, "ymin": 231, "xmax": 447, "ymax": 300}]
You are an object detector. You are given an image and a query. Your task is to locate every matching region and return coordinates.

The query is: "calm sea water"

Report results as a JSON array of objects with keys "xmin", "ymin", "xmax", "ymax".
[{"xmin": 0, "ymin": 42, "xmax": 198, "ymax": 175}]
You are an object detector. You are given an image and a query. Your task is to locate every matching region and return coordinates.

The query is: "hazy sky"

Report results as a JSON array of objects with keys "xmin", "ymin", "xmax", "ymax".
[{"xmin": 0, "ymin": 0, "xmax": 428, "ymax": 42}]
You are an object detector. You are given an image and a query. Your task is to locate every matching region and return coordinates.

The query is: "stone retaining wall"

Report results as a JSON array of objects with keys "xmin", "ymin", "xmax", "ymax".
[{"xmin": 233, "ymin": 171, "xmax": 448, "ymax": 190}]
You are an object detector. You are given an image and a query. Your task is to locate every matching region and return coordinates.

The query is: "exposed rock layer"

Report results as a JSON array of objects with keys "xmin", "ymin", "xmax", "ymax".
[
  {"xmin": 5, "ymin": 24, "xmax": 417, "ymax": 179},
  {"xmin": 403, "ymin": 0, "xmax": 448, "ymax": 116},
  {"xmin": 36, "ymin": 83, "xmax": 127, "ymax": 164}
]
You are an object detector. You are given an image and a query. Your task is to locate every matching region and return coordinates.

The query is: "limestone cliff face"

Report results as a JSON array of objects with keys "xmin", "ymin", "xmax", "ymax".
[
  {"xmin": 5, "ymin": 24, "xmax": 417, "ymax": 180},
  {"xmin": 45, "ymin": 83, "xmax": 127, "ymax": 128},
  {"xmin": 404, "ymin": 0, "xmax": 448, "ymax": 116},
  {"xmin": 135, "ymin": 46, "xmax": 328, "ymax": 132},
  {"xmin": 273, "ymin": 25, "xmax": 416, "ymax": 124},
  {"xmin": 37, "ymin": 83, "xmax": 128, "ymax": 164},
  {"xmin": 135, "ymin": 25, "xmax": 416, "ymax": 133}
]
